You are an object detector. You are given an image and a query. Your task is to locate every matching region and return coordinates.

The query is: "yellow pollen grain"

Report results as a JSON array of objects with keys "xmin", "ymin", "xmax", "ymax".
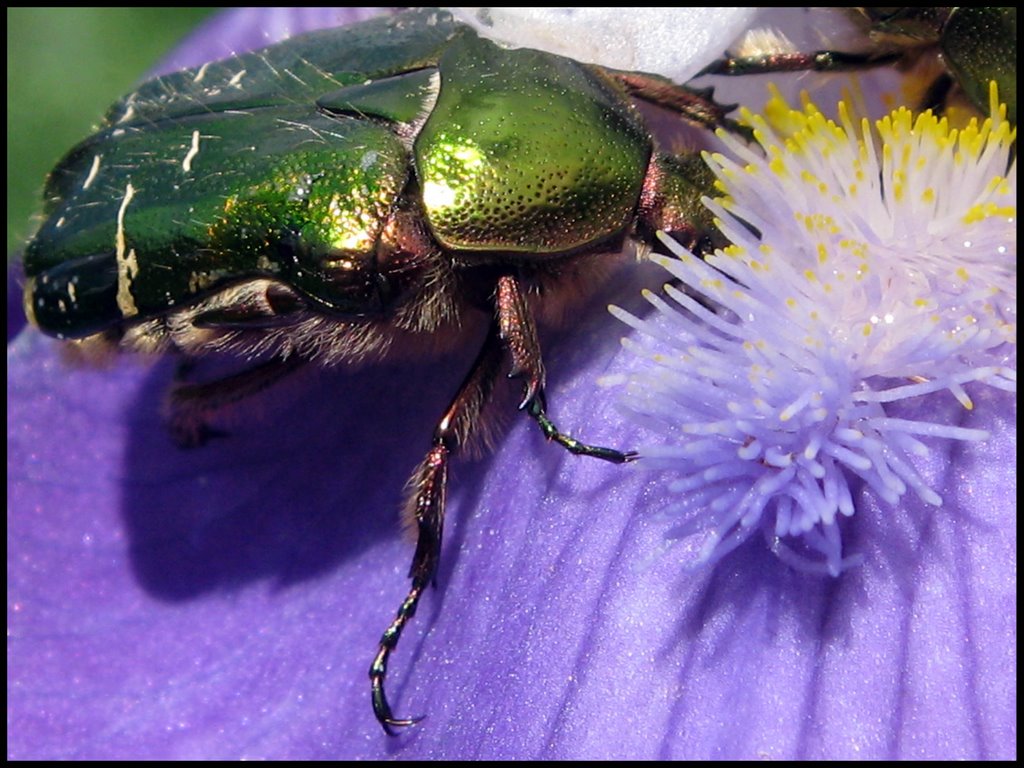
[
  {"xmin": 964, "ymin": 201, "xmax": 1016, "ymax": 223},
  {"xmin": 956, "ymin": 267, "xmax": 969, "ymax": 281}
]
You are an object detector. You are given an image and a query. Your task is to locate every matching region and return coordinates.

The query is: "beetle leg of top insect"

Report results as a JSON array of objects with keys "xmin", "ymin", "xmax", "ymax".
[
  {"xmin": 610, "ymin": 71, "xmax": 748, "ymax": 136},
  {"xmin": 695, "ymin": 47, "xmax": 964, "ymax": 118},
  {"xmin": 165, "ymin": 355, "xmax": 306, "ymax": 447},
  {"xmin": 370, "ymin": 323, "xmax": 505, "ymax": 735},
  {"xmin": 495, "ymin": 274, "xmax": 637, "ymax": 464},
  {"xmin": 695, "ymin": 48, "xmax": 903, "ymax": 79}
]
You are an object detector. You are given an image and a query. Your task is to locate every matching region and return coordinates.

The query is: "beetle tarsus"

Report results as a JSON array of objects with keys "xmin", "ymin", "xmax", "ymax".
[
  {"xmin": 370, "ymin": 443, "xmax": 449, "ymax": 733},
  {"xmin": 370, "ymin": 583, "xmax": 428, "ymax": 735},
  {"xmin": 495, "ymin": 273, "xmax": 637, "ymax": 464},
  {"xmin": 696, "ymin": 49, "xmax": 902, "ymax": 79},
  {"xmin": 526, "ymin": 395, "xmax": 637, "ymax": 464}
]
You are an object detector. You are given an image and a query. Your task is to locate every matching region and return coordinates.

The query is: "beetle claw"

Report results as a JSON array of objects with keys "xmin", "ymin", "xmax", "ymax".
[
  {"xmin": 513, "ymin": 375, "xmax": 543, "ymax": 411},
  {"xmin": 371, "ymin": 676, "xmax": 424, "ymax": 736}
]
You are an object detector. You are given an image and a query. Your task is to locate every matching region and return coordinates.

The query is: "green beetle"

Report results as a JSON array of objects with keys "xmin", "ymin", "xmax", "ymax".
[
  {"xmin": 700, "ymin": 7, "xmax": 1017, "ymax": 124},
  {"xmin": 21, "ymin": 7, "xmax": 730, "ymax": 734}
]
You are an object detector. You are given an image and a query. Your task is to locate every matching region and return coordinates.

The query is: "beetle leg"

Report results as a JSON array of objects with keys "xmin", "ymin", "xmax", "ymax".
[
  {"xmin": 495, "ymin": 273, "xmax": 544, "ymax": 410},
  {"xmin": 696, "ymin": 48, "xmax": 963, "ymax": 118},
  {"xmin": 371, "ymin": 324, "xmax": 504, "ymax": 735},
  {"xmin": 496, "ymin": 274, "xmax": 636, "ymax": 464},
  {"xmin": 695, "ymin": 48, "xmax": 902, "ymax": 79},
  {"xmin": 610, "ymin": 71, "xmax": 748, "ymax": 137},
  {"xmin": 372, "ymin": 277, "xmax": 636, "ymax": 733},
  {"xmin": 165, "ymin": 355, "xmax": 306, "ymax": 447}
]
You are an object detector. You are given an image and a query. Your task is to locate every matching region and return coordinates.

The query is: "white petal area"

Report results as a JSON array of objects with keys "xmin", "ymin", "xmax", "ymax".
[{"xmin": 448, "ymin": 7, "xmax": 757, "ymax": 81}]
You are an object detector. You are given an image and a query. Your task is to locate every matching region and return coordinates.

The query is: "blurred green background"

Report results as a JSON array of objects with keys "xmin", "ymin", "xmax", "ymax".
[{"xmin": 7, "ymin": 7, "xmax": 218, "ymax": 256}]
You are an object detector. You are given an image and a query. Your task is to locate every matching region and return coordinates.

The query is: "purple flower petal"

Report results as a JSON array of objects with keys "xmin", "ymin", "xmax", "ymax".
[
  {"xmin": 153, "ymin": 7, "xmax": 393, "ymax": 73},
  {"xmin": 8, "ymin": 7, "xmax": 1016, "ymax": 760}
]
